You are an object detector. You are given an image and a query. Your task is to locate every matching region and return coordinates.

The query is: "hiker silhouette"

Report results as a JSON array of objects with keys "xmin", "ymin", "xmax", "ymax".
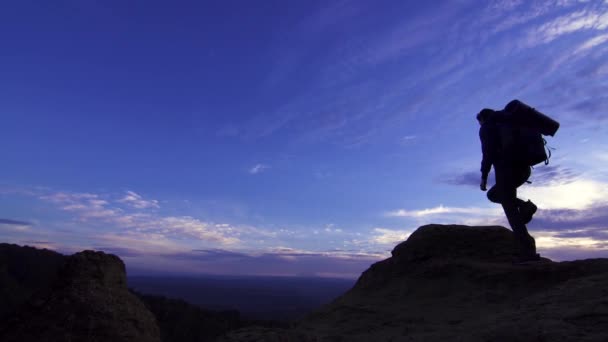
[{"xmin": 477, "ymin": 107, "xmax": 540, "ymax": 263}]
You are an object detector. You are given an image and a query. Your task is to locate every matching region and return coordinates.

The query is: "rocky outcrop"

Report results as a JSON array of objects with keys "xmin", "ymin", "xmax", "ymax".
[
  {"xmin": 0, "ymin": 250, "xmax": 161, "ymax": 342},
  {"xmin": 220, "ymin": 224, "xmax": 608, "ymax": 342},
  {"xmin": 0, "ymin": 243, "xmax": 65, "ymax": 319}
]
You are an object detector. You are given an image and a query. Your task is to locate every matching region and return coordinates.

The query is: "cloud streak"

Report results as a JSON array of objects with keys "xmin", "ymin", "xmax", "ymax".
[
  {"xmin": 370, "ymin": 228, "xmax": 413, "ymax": 245},
  {"xmin": 38, "ymin": 190, "xmax": 242, "ymax": 246},
  {"xmin": 0, "ymin": 218, "xmax": 31, "ymax": 226},
  {"xmin": 249, "ymin": 164, "xmax": 270, "ymax": 174},
  {"xmin": 158, "ymin": 248, "xmax": 383, "ymax": 278},
  {"xmin": 528, "ymin": 8, "xmax": 608, "ymax": 46},
  {"xmin": 387, "ymin": 205, "xmax": 501, "ymax": 218},
  {"xmin": 118, "ymin": 191, "xmax": 160, "ymax": 209}
]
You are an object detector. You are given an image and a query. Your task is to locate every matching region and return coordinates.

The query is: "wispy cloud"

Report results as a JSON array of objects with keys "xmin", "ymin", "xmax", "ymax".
[
  {"xmin": 572, "ymin": 33, "xmax": 608, "ymax": 54},
  {"xmin": 38, "ymin": 190, "xmax": 241, "ymax": 246},
  {"xmin": 440, "ymin": 165, "xmax": 580, "ymax": 188},
  {"xmin": 529, "ymin": 204, "xmax": 608, "ymax": 259},
  {"xmin": 386, "ymin": 205, "xmax": 500, "ymax": 218},
  {"xmin": 118, "ymin": 191, "xmax": 159, "ymax": 209},
  {"xmin": 370, "ymin": 227, "xmax": 412, "ymax": 245},
  {"xmin": 527, "ymin": 8, "xmax": 608, "ymax": 46},
  {"xmin": 40, "ymin": 192, "xmax": 118, "ymax": 220},
  {"xmin": 0, "ymin": 218, "xmax": 31, "ymax": 226},
  {"xmin": 249, "ymin": 164, "xmax": 270, "ymax": 174},
  {"xmin": 158, "ymin": 247, "xmax": 383, "ymax": 278}
]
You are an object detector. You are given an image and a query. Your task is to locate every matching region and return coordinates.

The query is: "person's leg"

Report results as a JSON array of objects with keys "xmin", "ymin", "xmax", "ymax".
[
  {"xmin": 495, "ymin": 166, "xmax": 537, "ymax": 258},
  {"xmin": 513, "ymin": 165, "xmax": 537, "ymax": 223},
  {"xmin": 502, "ymin": 199, "xmax": 536, "ymax": 258}
]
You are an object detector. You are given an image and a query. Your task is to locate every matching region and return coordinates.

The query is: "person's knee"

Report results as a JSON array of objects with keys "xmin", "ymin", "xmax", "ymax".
[{"xmin": 487, "ymin": 189, "xmax": 501, "ymax": 203}]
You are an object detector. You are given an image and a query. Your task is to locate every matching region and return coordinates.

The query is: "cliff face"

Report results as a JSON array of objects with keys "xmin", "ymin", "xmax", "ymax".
[
  {"xmin": 221, "ymin": 225, "xmax": 608, "ymax": 342},
  {"xmin": 0, "ymin": 250, "xmax": 161, "ymax": 342}
]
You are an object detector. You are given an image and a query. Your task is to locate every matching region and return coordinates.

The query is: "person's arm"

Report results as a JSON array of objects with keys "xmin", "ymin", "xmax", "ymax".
[{"xmin": 479, "ymin": 124, "xmax": 494, "ymax": 190}]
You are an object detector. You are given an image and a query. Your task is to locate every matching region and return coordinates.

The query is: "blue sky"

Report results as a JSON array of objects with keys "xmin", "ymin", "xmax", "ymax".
[{"xmin": 1, "ymin": 0, "xmax": 607, "ymax": 278}]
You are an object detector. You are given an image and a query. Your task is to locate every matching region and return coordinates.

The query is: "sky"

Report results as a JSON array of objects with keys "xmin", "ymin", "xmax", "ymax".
[{"xmin": 1, "ymin": 0, "xmax": 607, "ymax": 278}]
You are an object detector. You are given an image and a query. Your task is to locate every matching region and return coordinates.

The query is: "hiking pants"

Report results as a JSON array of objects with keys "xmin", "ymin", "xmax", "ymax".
[{"xmin": 487, "ymin": 164, "xmax": 536, "ymax": 257}]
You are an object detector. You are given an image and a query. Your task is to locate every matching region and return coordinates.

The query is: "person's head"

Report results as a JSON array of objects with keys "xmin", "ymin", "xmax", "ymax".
[{"xmin": 476, "ymin": 108, "xmax": 495, "ymax": 125}]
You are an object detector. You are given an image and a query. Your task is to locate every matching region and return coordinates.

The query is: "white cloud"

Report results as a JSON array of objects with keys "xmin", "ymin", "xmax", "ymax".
[
  {"xmin": 119, "ymin": 190, "xmax": 160, "ymax": 209},
  {"xmin": 157, "ymin": 216, "xmax": 240, "ymax": 245},
  {"xmin": 371, "ymin": 227, "xmax": 412, "ymax": 245},
  {"xmin": 533, "ymin": 230, "xmax": 608, "ymax": 255},
  {"xmin": 249, "ymin": 164, "xmax": 270, "ymax": 174},
  {"xmin": 520, "ymin": 179, "xmax": 608, "ymax": 210},
  {"xmin": 401, "ymin": 135, "xmax": 417, "ymax": 145},
  {"xmin": 39, "ymin": 190, "xmax": 243, "ymax": 246},
  {"xmin": 40, "ymin": 192, "xmax": 119, "ymax": 220},
  {"xmin": 95, "ymin": 231, "xmax": 185, "ymax": 254},
  {"xmin": 387, "ymin": 205, "xmax": 501, "ymax": 218},
  {"xmin": 572, "ymin": 33, "xmax": 608, "ymax": 54},
  {"xmin": 529, "ymin": 9, "xmax": 608, "ymax": 46}
]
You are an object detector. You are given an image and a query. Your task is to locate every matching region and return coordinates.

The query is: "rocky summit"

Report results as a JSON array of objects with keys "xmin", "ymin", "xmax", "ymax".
[
  {"xmin": 220, "ymin": 224, "xmax": 608, "ymax": 342},
  {"xmin": 0, "ymin": 250, "xmax": 161, "ymax": 342}
]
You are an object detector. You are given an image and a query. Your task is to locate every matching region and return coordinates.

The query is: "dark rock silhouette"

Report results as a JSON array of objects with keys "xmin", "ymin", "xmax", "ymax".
[
  {"xmin": 0, "ymin": 243, "xmax": 65, "ymax": 319},
  {"xmin": 220, "ymin": 224, "xmax": 608, "ymax": 341},
  {"xmin": 137, "ymin": 292, "xmax": 245, "ymax": 342},
  {"xmin": 3, "ymin": 225, "xmax": 608, "ymax": 341},
  {"xmin": 0, "ymin": 244, "xmax": 277, "ymax": 342},
  {"xmin": 0, "ymin": 250, "xmax": 161, "ymax": 342}
]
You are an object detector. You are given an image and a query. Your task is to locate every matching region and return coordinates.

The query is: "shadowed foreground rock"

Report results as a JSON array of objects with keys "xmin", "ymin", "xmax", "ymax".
[
  {"xmin": 219, "ymin": 224, "xmax": 608, "ymax": 342},
  {"xmin": 0, "ymin": 250, "xmax": 161, "ymax": 342}
]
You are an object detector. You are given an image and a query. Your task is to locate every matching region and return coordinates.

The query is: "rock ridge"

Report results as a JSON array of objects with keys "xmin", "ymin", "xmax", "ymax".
[
  {"xmin": 0, "ymin": 250, "xmax": 161, "ymax": 342},
  {"xmin": 220, "ymin": 224, "xmax": 608, "ymax": 342}
]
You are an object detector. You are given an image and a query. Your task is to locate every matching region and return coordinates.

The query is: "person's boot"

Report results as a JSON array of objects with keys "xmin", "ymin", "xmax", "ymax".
[{"xmin": 519, "ymin": 200, "xmax": 537, "ymax": 224}]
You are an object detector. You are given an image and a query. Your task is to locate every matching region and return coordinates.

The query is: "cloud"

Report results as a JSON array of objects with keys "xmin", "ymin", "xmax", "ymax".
[
  {"xmin": 530, "ymin": 205, "xmax": 608, "ymax": 232},
  {"xmin": 387, "ymin": 205, "xmax": 501, "ymax": 218},
  {"xmin": 371, "ymin": 228, "xmax": 412, "ymax": 245},
  {"xmin": 440, "ymin": 165, "xmax": 580, "ymax": 188},
  {"xmin": 0, "ymin": 218, "xmax": 31, "ymax": 226},
  {"xmin": 529, "ymin": 205, "xmax": 608, "ymax": 259},
  {"xmin": 521, "ymin": 179, "xmax": 608, "ymax": 210},
  {"xmin": 40, "ymin": 192, "xmax": 119, "ymax": 220},
  {"xmin": 159, "ymin": 248, "xmax": 383, "ymax": 278},
  {"xmin": 157, "ymin": 217, "xmax": 240, "ymax": 244},
  {"xmin": 528, "ymin": 165, "xmax": 581, "ymax": 186},
  {"xmin": 93, "ymin": 246, "xmax": 143, "ymax": 258},
  {"xmin": 39, "ymin": 190, "xmax": 242, "ymax": 246},
  {"xmin": 572, "ymin": 33, "xmax": 608, "ymax": 54},
  {"xmin": 569, "ymin": 96, "xmax": 608, "ymax": 119},
  {"xmin": 439, "ymin": 171, "xmax": 484, "ymax": 187},
  {"xmin": 118, "ymin": 191, "xmax": 160, "ymax": 209},
  {"xmin": 527, "ymin": 9, "xmax": 608, "ymax": 46},
  {"xmin": 249, "ymin": 164, "xmax": 270, "ymax": 174}
]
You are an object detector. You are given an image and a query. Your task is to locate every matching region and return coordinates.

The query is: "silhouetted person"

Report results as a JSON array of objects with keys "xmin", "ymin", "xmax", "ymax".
[{"xmin": 477, "ymin": 108, "xmax": 540, "ymax": 263}]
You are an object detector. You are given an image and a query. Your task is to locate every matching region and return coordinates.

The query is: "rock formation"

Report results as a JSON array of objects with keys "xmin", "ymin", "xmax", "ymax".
[
  {"xmin": 3, "ymin": 224, "xmax": 608, "ymax": 341},
  {"xmin": 220, "ymin": 224, "xmax": 608, "ymax": 342},
  {"xmin": 0, "ymin": 243, "xmax": 65, "ymax": 319},
  {"xmin": 0, "ymin": 250, "xmax": 161, "ymax": 342}
]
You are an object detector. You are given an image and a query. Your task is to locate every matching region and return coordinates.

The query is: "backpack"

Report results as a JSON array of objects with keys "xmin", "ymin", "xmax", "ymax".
[{"xmin": 496, "ymin": 100, "xmax": 560, "ymax": 167}]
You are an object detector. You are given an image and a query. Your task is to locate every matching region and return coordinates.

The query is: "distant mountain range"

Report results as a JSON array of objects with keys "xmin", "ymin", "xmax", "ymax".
[
  {"xmin": 129, "ymin": 275, "xmax": 353, "ymax": 321},
  {"xmin": 2, "ymin": 224, "xmax": 608, "ymax": 341}
]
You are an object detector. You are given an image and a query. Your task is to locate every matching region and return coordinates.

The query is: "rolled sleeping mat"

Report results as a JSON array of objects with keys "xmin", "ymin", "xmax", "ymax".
[{"xmin": 505, "ymin": 99, "xmax": 560, "ymax": 136}]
